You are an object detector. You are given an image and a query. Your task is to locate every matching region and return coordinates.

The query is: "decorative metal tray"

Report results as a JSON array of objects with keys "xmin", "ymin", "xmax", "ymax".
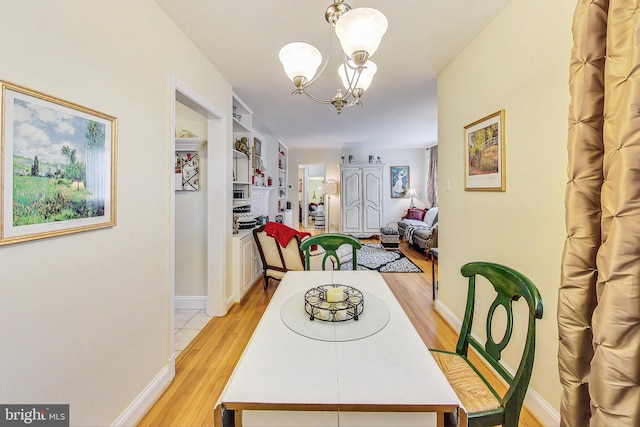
[{"xmin": 304, "ymin": 284, "xmax": 364, "ymax": 322}]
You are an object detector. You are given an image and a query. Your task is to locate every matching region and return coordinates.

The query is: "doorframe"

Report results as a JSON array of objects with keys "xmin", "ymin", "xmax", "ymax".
[
  {"xmin": 299, "ymin": 166, "xmax": 309, "ymax": 228},
  {"xmin": 169, "ymin": 76, "xmax": 228, "ymax": 362}
]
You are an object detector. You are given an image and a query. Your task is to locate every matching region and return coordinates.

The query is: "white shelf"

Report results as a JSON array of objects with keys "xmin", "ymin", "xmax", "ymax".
[
  {"xmin": 233, "ymin": 149, "xmax": 249, "ymax": 159},
  {"xmin": 233, "ymin": 117, "xmax": 251, "ymax": 133},
  {"xmin": 176, "ymin": 137, "xmax": 205, "ymax": 151}
]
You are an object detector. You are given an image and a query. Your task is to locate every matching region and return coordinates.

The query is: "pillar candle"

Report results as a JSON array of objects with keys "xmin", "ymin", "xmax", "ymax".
[{"xmin": 327, "ymin": 287, "xmax": 344, "ymax": 302}]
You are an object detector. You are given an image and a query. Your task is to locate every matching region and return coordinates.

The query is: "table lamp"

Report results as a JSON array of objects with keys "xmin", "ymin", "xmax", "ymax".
[{"xmin": 406, "ymin": 188, "xmax": 418, "ymax": 208}]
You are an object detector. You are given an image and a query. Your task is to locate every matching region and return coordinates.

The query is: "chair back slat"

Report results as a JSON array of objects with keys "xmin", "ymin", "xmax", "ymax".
[
  {"xmin": 299, "ymin": 233, "xmax": 361, "ymax": 271},
  {"xmin": 485, "ymin": 295, "xmax": 514, "ymax": 362}
]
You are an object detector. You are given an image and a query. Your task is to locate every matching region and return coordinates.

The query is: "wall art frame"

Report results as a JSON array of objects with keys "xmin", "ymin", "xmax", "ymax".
[
  {"xmin": 0, "ymin": 80, "xmax": 117, "ymax": 246},
  {"xmin": 390, "ymin": 166, "xmax": 410, "ymax": 198},
  {"xmin": 464, "ymin": 109, "xmax": 506, "ymax": 191}
]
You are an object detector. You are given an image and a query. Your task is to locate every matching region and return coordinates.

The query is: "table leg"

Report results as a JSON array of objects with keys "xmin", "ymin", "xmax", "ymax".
[
  {"xmin": 430, "ymin": 249, "xmax": 439, "ymax": 302},
  {"xmin": 214, "ymin": 404, "xmax": 237, "ymax": 427}
]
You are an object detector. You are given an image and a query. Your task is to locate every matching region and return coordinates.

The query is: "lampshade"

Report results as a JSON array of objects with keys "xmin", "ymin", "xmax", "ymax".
[
  {"xmin": 334, "ymin": 8, "xmax": 388, "ymax": 62},
  {"xmin": 338, "ymin": 60, "xmax": 377, "ymax": 92},
  {"xmin": 406, "ymin": 188, "xmax": 418, "ymax": 198},
  {"xmin": 279, "ymin": 42, "xmax": 322, "ymax": 84}
]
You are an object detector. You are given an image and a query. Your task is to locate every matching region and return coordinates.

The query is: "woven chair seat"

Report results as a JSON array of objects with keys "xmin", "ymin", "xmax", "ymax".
[{"xmin": 430, "ymin": 350, "xmax": 501, "ymax": 414}]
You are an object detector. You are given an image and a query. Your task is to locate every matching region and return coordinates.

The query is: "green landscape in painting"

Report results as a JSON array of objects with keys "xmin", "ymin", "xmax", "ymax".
[{"xmin": 13, "ymin": 154, "xmax": 101, "ymax": 226}]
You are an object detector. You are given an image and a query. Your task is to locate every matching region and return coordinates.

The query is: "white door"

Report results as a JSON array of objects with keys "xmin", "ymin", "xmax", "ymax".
[
  {"xmin": 341, "ymin": 167, "xmax": 363, "ymax": 234},
  {"xmin": 362, "ymin": 167, "xmax": 383, "ymax": 233}
]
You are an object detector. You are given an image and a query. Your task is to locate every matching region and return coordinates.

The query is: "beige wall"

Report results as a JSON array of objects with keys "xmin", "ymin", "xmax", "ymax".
[
  {"xmin": 437, "ymin": 0, "xmax": 575, "ymax": 422},
  {"xmin": 0, "ymin": 1, "xmax": 231, "ymax": 425}
]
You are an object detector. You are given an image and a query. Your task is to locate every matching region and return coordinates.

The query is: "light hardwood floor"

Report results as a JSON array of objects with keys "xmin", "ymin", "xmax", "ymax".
[{"xmin": 138, "ymin": 239, "xmax": 543, "ymax": 427}]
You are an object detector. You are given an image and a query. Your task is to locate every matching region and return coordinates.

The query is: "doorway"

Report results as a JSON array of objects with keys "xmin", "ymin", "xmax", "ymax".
[
  {"xmin": 170, "ymin": 77, "xmax": 227, "ymax": 362},
  {"xmin": 298, "ymin": 164, "xmax": 326, "ymax": 231}
]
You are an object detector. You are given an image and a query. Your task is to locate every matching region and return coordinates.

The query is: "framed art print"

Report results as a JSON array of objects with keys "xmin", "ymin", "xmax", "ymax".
[
  {"xmin": 390, "ymin": 166, "xmax": 409, "ymax": 198},
  {"xmin": 0, "ymin": 80, "xmax": 117, "ymax": 245},
  {"xmin": 464, "ymin": 110, "xmax": 505, "ymax": 191}
]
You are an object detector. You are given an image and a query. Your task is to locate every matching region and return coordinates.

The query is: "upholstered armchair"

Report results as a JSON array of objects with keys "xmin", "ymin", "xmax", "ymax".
[{"xmin": 253, "ymin": 223, "xmax": 340, "ymax": 289}]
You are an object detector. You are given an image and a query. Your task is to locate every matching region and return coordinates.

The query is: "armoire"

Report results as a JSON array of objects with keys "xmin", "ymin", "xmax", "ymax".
[{"xmin": 340, "ymin": 164, "xmax": 384, "ymax": 237}]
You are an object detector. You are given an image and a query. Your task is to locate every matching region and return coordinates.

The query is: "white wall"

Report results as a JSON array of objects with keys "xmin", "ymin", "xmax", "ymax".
[
  {"xmin": 0, "ymin": 1, "xmax": 231, "ymax": 425},
  {"xmin": 437, "ymin": 0, "xmax": 574, "ymax": 423},
  {"xmin": 289, "ymin": 147, "xmax": 428, "ymax": 231}
]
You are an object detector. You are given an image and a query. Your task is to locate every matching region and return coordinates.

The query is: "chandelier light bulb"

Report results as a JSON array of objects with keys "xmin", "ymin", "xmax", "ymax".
[
  {"xmin": 338, "ymin": 60, "xmax": 377, "ymax": 93},
  {"xmin": 335, "ymin": 8, "xmax": 388, "ymax": 62},
  {"xmin": 279, "ymin": 42, "xmax": 322, "ymax": 86}
]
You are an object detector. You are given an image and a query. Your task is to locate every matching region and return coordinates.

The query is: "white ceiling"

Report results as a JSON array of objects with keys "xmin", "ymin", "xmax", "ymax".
[{"xmin": 155, "ymin": 0, "xmax": 512, "ymax": 149}]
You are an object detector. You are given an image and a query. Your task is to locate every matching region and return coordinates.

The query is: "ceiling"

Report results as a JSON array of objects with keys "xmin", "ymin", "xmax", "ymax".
[{"xmin": 155, "ymin": 0, "xmax": 512, "ymax": 149}]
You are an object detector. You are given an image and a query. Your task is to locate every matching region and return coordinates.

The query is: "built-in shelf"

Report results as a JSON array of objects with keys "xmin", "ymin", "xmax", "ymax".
[{"xmin": 277, "ymin": 141, "xmax": 288, "ymax": 213}]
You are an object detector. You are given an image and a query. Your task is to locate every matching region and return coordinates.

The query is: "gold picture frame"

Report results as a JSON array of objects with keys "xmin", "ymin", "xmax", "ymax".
[
  {"xmin": 464, "ymin": 110, "xmax": 506, "ymax": 191},
  {"xmin": 1, "ymin": 80, "xmax": 117, "ymax": 245}
]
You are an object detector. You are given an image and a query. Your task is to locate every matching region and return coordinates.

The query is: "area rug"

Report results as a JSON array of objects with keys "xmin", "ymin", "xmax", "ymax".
[{"xmin": 340, "ymin": 244, "xmax": 423, "ymax": 273}]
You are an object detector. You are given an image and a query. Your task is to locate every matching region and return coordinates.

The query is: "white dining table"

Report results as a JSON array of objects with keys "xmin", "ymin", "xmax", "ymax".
[{"xmin": 214, "ymin": 270, "xmax": 463, "ymax": 427}]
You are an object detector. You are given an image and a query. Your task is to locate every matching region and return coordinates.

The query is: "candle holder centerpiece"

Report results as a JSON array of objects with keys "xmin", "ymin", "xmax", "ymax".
[{"xmin": 304, "ymin": 284, "xmax": 364, "ymax": 322}]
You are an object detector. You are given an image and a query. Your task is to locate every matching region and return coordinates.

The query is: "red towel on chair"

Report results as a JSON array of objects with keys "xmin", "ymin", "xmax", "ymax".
[{"xmin": 264, "ymin": 222, "xmax": 312, "ymax": 248}]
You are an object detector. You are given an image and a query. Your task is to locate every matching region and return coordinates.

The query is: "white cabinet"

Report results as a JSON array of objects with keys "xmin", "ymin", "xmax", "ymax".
[
  {"xmin": 340, "ymin": 164, "xmax": 384, "ymax": 237},
  {"xmin": 282, "ymin": 209, "xmax": 293, "ymax": 227},
  {"xmin": 231, "ymin": 229, "xmax": 262, "ymax": 302},
  {"xmin": 232, "ymin": 93, "xmax": 264, "ymax": 302}
]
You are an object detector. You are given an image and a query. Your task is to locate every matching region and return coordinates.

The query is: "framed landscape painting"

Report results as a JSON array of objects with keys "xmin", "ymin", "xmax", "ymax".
[
  {"xmin": 0, "ymin": 80, "xmax": 117, "ymax": 245},
  {"xmin": 390, "ymin": 166, "xmax": 409, "ymax": 198},
  {"xmin": 464, "ymin": 110, "xmax": 506, "ymax": 191}
]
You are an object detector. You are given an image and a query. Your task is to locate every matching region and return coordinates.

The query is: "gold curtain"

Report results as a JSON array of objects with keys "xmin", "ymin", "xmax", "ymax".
[{"xmin": 560, "ymin": 1, "xmax": 640, "ymax": 426}]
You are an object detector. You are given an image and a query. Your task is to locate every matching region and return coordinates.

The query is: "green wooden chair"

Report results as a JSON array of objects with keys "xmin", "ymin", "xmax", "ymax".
[
  {"xmin": 430, "ymin": 262, "xmax": 543, "ymax": 427},
  {"xmin": 299, "ymin": 233, "xmax": 361, "ymax": 271}
]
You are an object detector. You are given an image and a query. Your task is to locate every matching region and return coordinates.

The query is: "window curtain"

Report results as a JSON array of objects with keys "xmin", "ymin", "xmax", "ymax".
[
  {"xmin": 426, "ymin": 145, "xmax": 438, "ymax": 208},
  {"xmin": 559, "ymin": 1, "xmax": 640, "ymax": 426}
]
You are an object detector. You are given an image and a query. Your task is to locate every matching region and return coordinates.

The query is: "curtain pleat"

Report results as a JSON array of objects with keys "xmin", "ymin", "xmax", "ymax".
[
  {"xmin": 591, "ymin": 1, "xmax": 640, "ymax": 425},
  {"xmin": 561, "ymin": 1, "xmax": 640, "ymax": 425},
  {"xmin": 426, "ymin": 145, "xmax": 438, "ymax": 208}
]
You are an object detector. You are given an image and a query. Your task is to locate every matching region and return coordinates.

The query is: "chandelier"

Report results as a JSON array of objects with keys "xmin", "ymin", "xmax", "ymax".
[{"xmin": 278, "ymin": 1, "xmax": 388, "ymax": 114}]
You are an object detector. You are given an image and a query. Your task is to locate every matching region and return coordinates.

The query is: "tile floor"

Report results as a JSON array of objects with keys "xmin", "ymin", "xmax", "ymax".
[{"xmin": 174, "ymin": 309, "xmax": 212, "ymax": 358}]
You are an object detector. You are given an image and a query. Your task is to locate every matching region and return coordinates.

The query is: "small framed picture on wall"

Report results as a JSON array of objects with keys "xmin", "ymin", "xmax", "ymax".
[
  {"xmin": 390, "ymin": 166, "xmax": 409, "ymax": 198},
  {"xmin": 464, "ymin": 109, "xmax": 506, "ymax": 191}
]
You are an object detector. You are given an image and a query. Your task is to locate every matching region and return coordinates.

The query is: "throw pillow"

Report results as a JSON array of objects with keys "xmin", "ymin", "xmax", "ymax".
[{"xmin": 405, "ymin": 208, "xmax": 426, "ymax": 221}]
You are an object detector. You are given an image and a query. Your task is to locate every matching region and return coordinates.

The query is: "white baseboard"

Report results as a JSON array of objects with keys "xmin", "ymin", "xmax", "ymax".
[
  {"xmin": 434, "ymin": 300, "xmax": 560, "ymax": 426},
  {"xmin": 174, "ymin": 295, "xmax": 207, "ymax": 310},
  {"xmin": 434, "ymin": 299, "xmax": 463, "ymax": 333},
  {"xmin": 111, "ymin": 363, "xmax": 175, "ymax": 427},
  {"xmin": 525, "ymin": 386, "xmax": 560, "ymax": 426}
]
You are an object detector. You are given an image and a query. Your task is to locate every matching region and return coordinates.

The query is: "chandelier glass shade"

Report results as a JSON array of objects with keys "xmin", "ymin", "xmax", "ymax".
[
  {"xmin": 334, "ymin": 8, "xmax": 388, "ymax": 62},
  {"xmin": 338, "ymin": 60, "xmax": 377, "ymax": 94},
  {"xmin": 278, "ymin": 1, "xmax": 388, "ymax": 114},
  {"xmin": 278, "ymin": 42, "xmax": 322, "ymax": 87}
]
